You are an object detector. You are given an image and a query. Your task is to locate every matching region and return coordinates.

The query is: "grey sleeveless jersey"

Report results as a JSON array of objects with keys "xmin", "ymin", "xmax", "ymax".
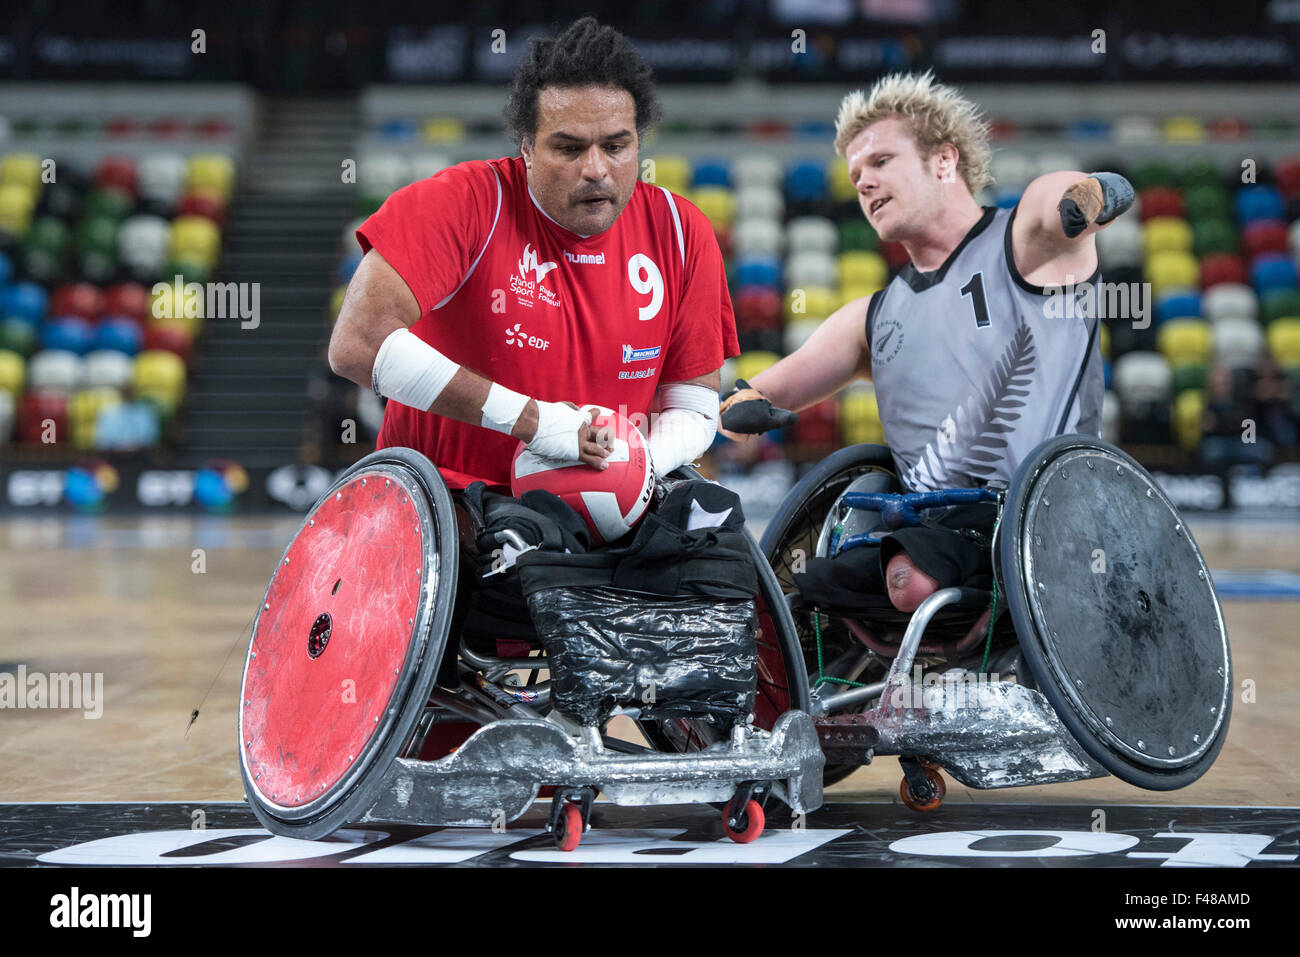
[{"xmin": 866, "ymin": 205, "xmax": 1103, "ymax": 492}]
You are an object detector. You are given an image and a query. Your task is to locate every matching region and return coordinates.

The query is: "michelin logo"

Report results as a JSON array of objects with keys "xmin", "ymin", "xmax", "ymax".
[{"xmin": 622, "ymin": 344, "xmax": 661, "ymax": 363}]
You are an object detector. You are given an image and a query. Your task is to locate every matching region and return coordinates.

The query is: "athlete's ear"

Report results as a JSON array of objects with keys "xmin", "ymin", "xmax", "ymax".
[
  {"xmin": 521, "ymin": 136, "xmax": 534, "ymax": 169},
  {"xmin": 936, "ymin": 143, "xmax": 960, "ymax": 185}
]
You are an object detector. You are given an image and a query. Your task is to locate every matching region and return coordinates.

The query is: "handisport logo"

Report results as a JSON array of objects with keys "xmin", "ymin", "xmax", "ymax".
[
  {"xmin": 622, "ymin": 343, "xmax": 661, "ymax": 363},
  {"xmin": 518, "ymin": 244, "xmax": 558, "ymax": 284},
  {"xmin": 505, "ymin": 323, "xmax": 550, "ymax": 351}
]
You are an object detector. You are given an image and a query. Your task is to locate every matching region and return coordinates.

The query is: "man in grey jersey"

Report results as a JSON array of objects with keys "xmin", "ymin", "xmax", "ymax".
[{"xmin": 721, "ymin": 71, "xmax": 1134, "ymax": 614}]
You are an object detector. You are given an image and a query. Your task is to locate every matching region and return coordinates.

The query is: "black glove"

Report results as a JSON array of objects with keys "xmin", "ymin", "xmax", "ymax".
[{"xmin": 719, "ymin": 379, "xmax": 798, "ymax": 435}]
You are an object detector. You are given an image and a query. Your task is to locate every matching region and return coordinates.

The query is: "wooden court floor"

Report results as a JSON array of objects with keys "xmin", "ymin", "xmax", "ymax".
[{"xmin": 1, "ymin": 515, "xmax": 1295, "ymax": 810}]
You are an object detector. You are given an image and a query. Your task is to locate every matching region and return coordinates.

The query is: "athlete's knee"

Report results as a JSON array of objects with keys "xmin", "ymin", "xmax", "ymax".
[{"xmin": 884, "ymin": 550, "xmax": 939, "ymax": 613}]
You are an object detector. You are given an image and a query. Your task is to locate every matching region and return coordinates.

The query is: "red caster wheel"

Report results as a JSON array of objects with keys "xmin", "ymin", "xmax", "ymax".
[
  {"xmin": 554, "ymin": 801, "xmax": 584, "ymax": 852},
  {"xmin": 722, "ymin": 798, "xmax": 765, "ymax": 843},
  {"xmin": 899, "ymin": 766, "xmax": 946, "ymax": 812}
]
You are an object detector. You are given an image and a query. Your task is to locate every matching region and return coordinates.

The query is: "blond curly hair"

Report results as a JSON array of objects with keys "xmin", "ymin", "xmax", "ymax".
[{"xmin": 833, "ymin": 70, "xmax": 993, "ymax": 196}]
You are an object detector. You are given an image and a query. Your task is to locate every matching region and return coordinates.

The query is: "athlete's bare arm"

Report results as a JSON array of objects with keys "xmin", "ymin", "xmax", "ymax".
[
  {"xmin": 750, "ymin": 293, "xmax": 873, "ymax": 410},
  {"xmin": 1011, "ymin": 170, "xmax": 1127, "ymax": 289},
  {"xmin": 328, "ymin": 248, "xmax": 610, "ymax": 467},
  {"xmin": 719, "ymin": 293, "xmax": 872, "ymax": 441}
]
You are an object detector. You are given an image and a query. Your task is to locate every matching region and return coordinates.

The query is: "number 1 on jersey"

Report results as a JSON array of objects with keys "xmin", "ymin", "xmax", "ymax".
[{"xmin": 961, "ymin": 272, "xmax": 990, "ymax": 328}]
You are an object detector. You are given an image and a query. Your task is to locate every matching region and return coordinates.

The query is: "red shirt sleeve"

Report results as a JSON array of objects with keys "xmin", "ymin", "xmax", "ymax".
[
  {"xmin": 355, "ymin": 160, "xmax": 498, "ymax": 315},
  {"xmin": 658, "ymin": 193, "xmax": 740, "ymax": 383}
]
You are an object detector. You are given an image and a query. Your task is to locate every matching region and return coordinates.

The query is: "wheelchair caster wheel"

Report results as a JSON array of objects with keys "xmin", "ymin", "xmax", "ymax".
[
  {"xmin": 917, "ymin": 755, "xmax": 941, "ymax": 771},
  {"xmin": 722, "ymin": 798, "xmax": 765, "ymax": 843},
  {"xmin": 900, "ymin": 767, "xmax": 946, "ymax": 812},
  {"xmin": 554, "ymin": 802, "xmax": 584, "ymax": 852}
]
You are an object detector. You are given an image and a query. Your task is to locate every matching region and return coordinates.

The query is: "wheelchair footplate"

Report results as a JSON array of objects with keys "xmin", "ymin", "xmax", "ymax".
[{"xmin": 357, "ymin": 709, "xmax": 824, "ymax": 849}]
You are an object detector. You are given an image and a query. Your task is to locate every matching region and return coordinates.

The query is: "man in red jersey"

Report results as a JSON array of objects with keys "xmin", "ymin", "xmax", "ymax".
[{"xmin": 328, "ymin": 17, "xmax": 735, "ymax": 492}]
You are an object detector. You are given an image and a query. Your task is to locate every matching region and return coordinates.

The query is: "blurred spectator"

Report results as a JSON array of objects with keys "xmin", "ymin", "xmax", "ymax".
[
  {"xmin": 1201, "ymin": 364, "xmax": 1274, "ymax": 470},
  {"xmin": 1253, "ymin": 356, "xmax": 1298, "ymax": 449}
]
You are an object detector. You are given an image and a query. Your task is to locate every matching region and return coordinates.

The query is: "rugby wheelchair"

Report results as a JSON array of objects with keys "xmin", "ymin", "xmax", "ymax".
[
  {"xmin": 237, "ymin": 448, "xmax": 823, "ymax": 850},
  {"xmin": 757, "ymin": 433, "xmax": 1233, "ymax": 810}
]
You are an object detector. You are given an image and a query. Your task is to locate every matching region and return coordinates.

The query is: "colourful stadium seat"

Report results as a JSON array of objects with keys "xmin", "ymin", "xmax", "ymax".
[
  {"xmin": 732, "ymin": 155, "xmax": 783, "ymax": 190},
  {"xmin": 0, "ymin": 153, "xmax": 43, "ymax": 191},
  {"xmin": 731, "ymin": 218, "xmax": 783, "ymax": 257},
  {"xmin": 840, "ymin": 385, "xmax": 883, "ymax": 445},
  {"xmin": 1250, "ymin": 253, "xmax": 1298, "ymax": 296},
  {"xmin": 17, "ymin": 390, "xmax": 68, "ymax": 443},
  {"xmin": 735, "ymin": 287, "xmax": 783, "ymax": 329},
  {"xmin": 69, "ymin": 387, "xmax": 122, "ymax": 449},
  {"xmin": 408, "ymin": 152, "xmax": 451, "ymax": 183},
  {"xmin": 1146, "ymin": 250, "xmax": 1199, "ymax": 296},
  {"xmin": 735, "ymin": 185, "xmax": 784, "ymax": 222},
  {"xmin": 93, "ymin": 317, "xmax": 143, "ymax": 357},
  {"xmin": 177, "ymin": 189, "xmax": 226, "ymax": 225},
  {"xmin": 785, "ymin": 251, "xmax": 836, "ymax": 289},
  {"xmin": 836, "ymin": 250, "xmax": 888, "ymax": 290},
  {"xmin": 733, "ymin": 351, "xmax": 781, "ymax": 385},
  {"xmin": 1096, "ymin": 217, "xmax": 1142, "ymax": 268},
  {"xmin": 791, "ymin": 397, "xmax": 839, "ymax": 446},
  {"xmin": 1235, "ymin": 185, "xmax": 1284, "ymax": 224},
  {"xmin": 1262, "ymin": 289, "xmax": 1300, "ymax": 324},
  {"xmin": 131, "ymin": 349, "xmax": 186, "ymax": 414},
  {"xmin": 1, "ymin": 280, "xmax": 48, "ymax": 323},
  {"xmin": 1114, "ymin": 116, "xmax": 1160, "ymax": 144},
  {"xmin": 84, "ymin": 186, "xmax": 134, "ymax": 222},
  {"xmin": 1142, "ymin": 216, "xmax": 1192, "ymax": 256},
  {"xmin": 421, "ymin": 118, "xmax": 465, "ymax": 144},
  {"xmin": 1133, "ymin": 160, "xmax": 1178, "ymax": 190},
  {"xmin": 185, "ymin": 154, "xmax": 235, "ymax": 201},
  {"xmin": 1213, "ymin": 316, "xmax": 1264, "ymax": 368},
  {"xmin": 1099, "ymin": 323, "xmax": 1110, "ymax": 360},
  {"xmin": 646, "ymin": 155, "xmax": 690, "ymax": 195},
  {"xmin": 786, "ymin": 216, "xmax": 837, "ymax": 255},
  {"xmin": 118, "ymin": 215, "xmax": 170, "ymax": 278},
  {"xmin": 0, "ymin": 183, "xmax": 36, "ymax": 234},
  {"xmin": 1243, "ymin": 220, "xmax": 1290, "ymax": 260},
  {"xmin": 0, "ymin": 318, "xmax": 37, "ymax": 357},
  {"xmin": 786, "ymin": 161, "xmax": 828, "ymax": 202},
  {"xmin": 84, "ymin": 349, "xmax": 133, "ymax": 390},
  {"xmin": 827, "ymin": 157, "xmax": 857, "ymax": 204},
  {"xmin": 783, "ymin": 318, "xmax": 822, "ymax": 354},
  {"xmin": 42, "ymin": 317, "xmax": 95, "ymax": 355},
  {"xmin": 1173, "ymin": 389, "xmax": 1205, "ymax": 451},
  {"xmin": 1113, "ymin": 351, "xmax": 1173, "ymax": 404},
  {"xmin": 1178, "ymin": 157, "xmax": 1223, "ymax": 190},
  {"xmin": 27, "ymin": 349, "xmax": 84, "ymax": 393},
  {"xmin": 1275, "ymin": 155, "xmax": 1300, "ymax": 200},
  {"xmin": 692, "ymin": 159, "xmax": 730, "ymax": 189},
  {"xmin": 689, "ymin": 187, "xmax": 736, "ymax": 230},
  {"xmin": 168, "ymin": 215, "xmax": 221, "ymax": 268},
  {"xmin": 104, "ymin": 282, "xmax": 150, "ymax": 323},
  {"xmin": 1163, "ymin": 117, "xmax": 1205, "ymax": 143},
  {"xmin": 1267, "ymin": 317, "xmax": 1300, "ymax": 366},
  {"xmin": 1199, "ymin": 253, "xmax": 1247, "ymax": 290},
  {"xmin": 0, "ymin": 390, "xmax": 12, "ymax": 443},
  {"xmin": 1137, "ymin": 186, "xmax": 1184, "ymax": 221},
  {"xmin": 1203, "ymin": 283, "xmax": 1258, "ymax": 323},
  {"xmin": 0, "ymin": 349, "xmax": 24, "ymax": 396},
  {"xmin": 837, "ymin": 218, "xmax": 879, "ymax": 253},
  {"xmin": 1171, "ymin": 361, "xmax": 1206, "ymax": 394},
  {"xmin": 991, "ymin": 151, "xmax": 1034, "ymax": 191},
  {"xmin": 736, "ymin": 255, "xmax": 781, "ymax": 288},
  {"xmin": 1157, "ymin": 319, "xmax": 1213, "ymax": 365},
  {"xmin": 94, "ymin": 156, "xmax": 138, "ymax": 196},
  {"xmin": 1156, "ymin": 291, "xmax": 1201, "ymax": 325},
  {"xmin": 1191, "ymin": 218, "xmax": 1238, "ymax": 257},
  {"xmin": 1208, "ymin": 116, "xmax": 1248, "ymax": 140},
  {"xmin": 1185, "ymin": 184, "xmax": 1231, "ymax": 222},
  {"xmin": 137, "ymin": 153, "xmax": 186, "ymax": 208},
  {"xmin": 785, "ymin": 286, "xmax": 838, "ymax": 322}
]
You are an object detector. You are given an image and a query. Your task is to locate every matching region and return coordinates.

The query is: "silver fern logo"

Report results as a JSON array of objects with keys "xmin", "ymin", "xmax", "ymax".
[
  {"xmin": 905, "ymin": 324, "xmax": 1037, "ymax": 491},
  {"xmin": 874, "ymin": 317, "xmax": 905, "ymax": 365}
]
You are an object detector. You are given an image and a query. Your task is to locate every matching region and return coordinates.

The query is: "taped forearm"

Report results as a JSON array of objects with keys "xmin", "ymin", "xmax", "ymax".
[
  {"xmin": 646, "ymin": 382, "xmax": 719, "ymax": 476},
  {"xmin": 371, "ymin": 327, "xmax": 591, "ymax": 462}
]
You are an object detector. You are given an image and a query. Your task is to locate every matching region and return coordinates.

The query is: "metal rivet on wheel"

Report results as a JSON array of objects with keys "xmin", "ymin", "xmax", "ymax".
[
  {"xmin": 1175, "ymin": 523, "xmax": 1182, "ymax": 534},
  {"xmin": 1198, "ymin": 569, "xmax": 1206, "ymax": 580},
  {"xmin": 309, "ymin": 519, "xmax": 314, "ymax": 526},
  {"xmin": 374, "ymin": 716, "xmax": 379, "ymax": 723},
  {"xmin": 408, "ymin": 618, "xmax": 412, "ymax": 625},
  {"xmin": 1137, "ymin": 739, "xmax": 1146, "ymax": 750},
  {"xmin": 1043, "ymin": 498, "xmax": 1050, "ymax": 507},
  {"xmin": 1036, "ymin": 581, "xmax": 1046, "ymax": 593},
  {"xmin": 336, "ymin": 492, "xmax": 341, "ymax": 500},
  {"xmin": 245, "ymin": 740, "xmax": 251, "ymax": 748},
  {"xmin": 1192, "ymin": 734, "xmax": 1200, "ymax": 744},
  {"xmin": 264, "ymin": 603, "xmax": 270, "ymax": 610},
  {"xmin": 1075, "ymin": 678, "xmax": 1082, "ymax": 688},
  {"xmin": 348, "ymin": 755, "xmax": 353, "ymax": 762},
  {"xmin": 250, "ymin": 651, "xmax": 256, "ymax": 658},
  {"xmin": 1146, "ymin": 488, "xmax": 1153, "ymax": 497},
  {"xmin": 284, "ymin": 557, "xmax": 289, "ymax": 564},
  {"xmin": 244, "ymin": 699, "xmax": 250, "ymax": 707},
  {"xmin": 1086, "ymin": 460, "xmax": 1095, "ymax": 471},
  {"xmin": 1168, "ymin": 746, "xmax": 1176, "ymax": 756},
  {"xmin": 385, "ymin": 479, "xmax": 390, "ymax": 486},
  {"xmin": 1105, "ymin": 716, "xmax": 1113, "ymax": 726},
  {"xmin": 1061, "ymin": 469, "xmax": 1068, "ymax": 479},
  {"xmin": 361, "ymin": 478, "xmax": 366, "ymax": 486},
  {"xmin": 1116, "ymin": 465, "xmax": 1122, "ymax": 474},
  {"xmin": 1034, "ymin": 535, "xmax": 1042, "ymax": 546},
  {"xmin": 254, "ymin": 773, "xmax": 259, "ymax": 779},
  {"xmin": 1210, "ymin": 706, "xmax": 1217, "ymax": 714}
]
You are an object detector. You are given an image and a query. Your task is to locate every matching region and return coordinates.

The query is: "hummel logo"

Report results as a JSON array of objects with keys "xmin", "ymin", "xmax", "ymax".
[{"xmin": 519, "ymin": 244, "xmax": 558, "ymax": 284}]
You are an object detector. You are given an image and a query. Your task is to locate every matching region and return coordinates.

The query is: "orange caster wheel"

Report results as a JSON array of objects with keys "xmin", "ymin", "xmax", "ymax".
[
  {"xmin": 722, "ymin": 798, "xmax": 765, "ymax": 843},
  {"xmin": 554, "ymin": 801, "xmax": 584, "ymax": 852},
  {"xmin": 900, "ymin": 766, "xmax": 946, "ymax": 812}
]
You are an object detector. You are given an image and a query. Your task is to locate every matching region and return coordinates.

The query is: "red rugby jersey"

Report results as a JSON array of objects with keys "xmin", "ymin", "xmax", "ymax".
[{"xmin": 356, "ymin": 155, "xmax": 739, "ymax": 490}]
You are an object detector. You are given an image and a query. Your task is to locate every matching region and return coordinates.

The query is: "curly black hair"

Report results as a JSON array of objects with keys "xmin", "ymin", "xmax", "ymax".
[{"xmin": 504, "ymin": 17, "xmax": 662, "ymax": 147}]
